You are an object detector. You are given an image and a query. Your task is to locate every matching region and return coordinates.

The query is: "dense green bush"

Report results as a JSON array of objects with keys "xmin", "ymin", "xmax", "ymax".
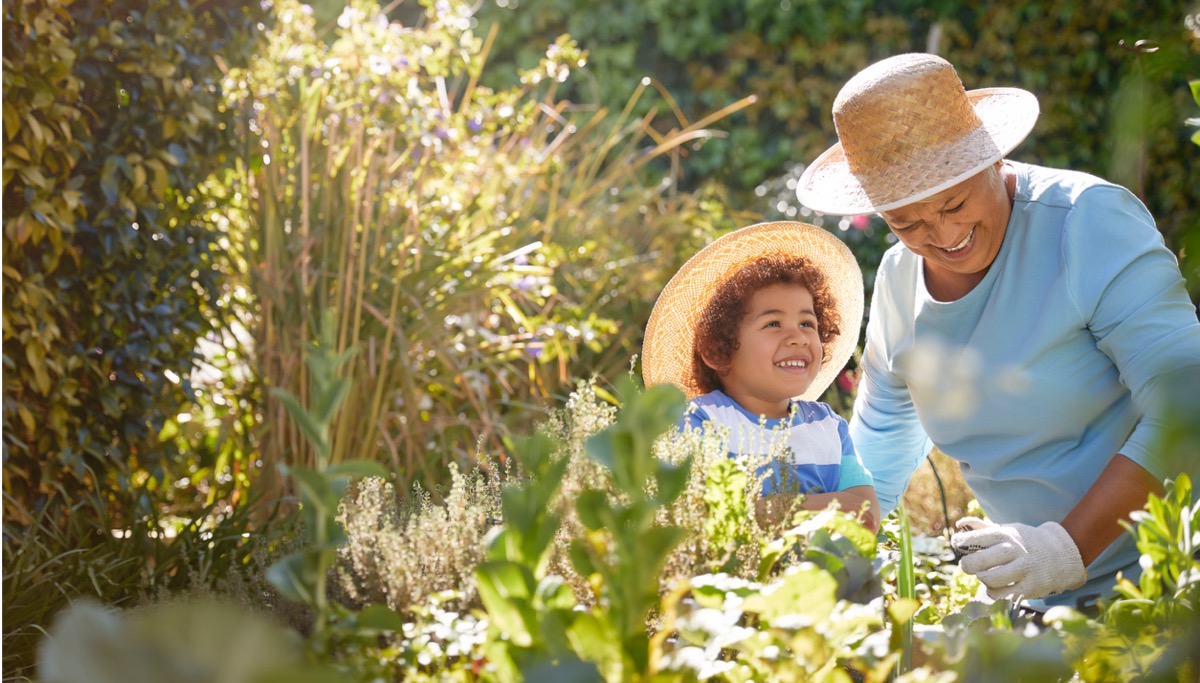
[
  {"xmin": 473, "ymin": 0, "xmax": 1200, "ymax": 295},
  {"xmin": 3, "ymin": 0, "xmax": 267, "ymax": 677},
  {"xmin": 2, "ymin": 0, "xmax": 265, "ymax": 515}
]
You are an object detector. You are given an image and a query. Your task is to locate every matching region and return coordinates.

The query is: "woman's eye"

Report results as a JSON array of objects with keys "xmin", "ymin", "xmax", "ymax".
[{"xmin": 946, "ymin": 202, "xmax": 965, "ymax": 213}]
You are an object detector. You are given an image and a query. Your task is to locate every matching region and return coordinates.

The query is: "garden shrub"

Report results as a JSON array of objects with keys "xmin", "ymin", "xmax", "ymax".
[
  {"xmin": 2, "ymin": 0, "xmax": 266, "ymax": 676},
  {"xmin": 331, "ymin": 380, "xmax": 866, "ymax": 619},
  {"xmin": 2, "ymin": 0, "xmax": 265, "ymax": 516}
]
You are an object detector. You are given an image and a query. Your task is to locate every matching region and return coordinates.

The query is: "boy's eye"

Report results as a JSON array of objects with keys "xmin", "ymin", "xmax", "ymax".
[{"xmin": 765, "ymin": 321, "xmax": 781, "ymax": 328}]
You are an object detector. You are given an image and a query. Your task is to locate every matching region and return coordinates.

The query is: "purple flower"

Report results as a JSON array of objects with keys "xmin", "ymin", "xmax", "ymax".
[
  {"xmin": 525, "ymin": 341, "xmax": 543, "ymax": 359},
  {"xmin": 467, "ymin": 118, "xmax": 482, "ymax": 133}
]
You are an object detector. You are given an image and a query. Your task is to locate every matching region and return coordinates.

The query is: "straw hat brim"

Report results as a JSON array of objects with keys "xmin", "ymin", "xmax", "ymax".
[
  {"xmin": 642, "ymin": 221, "xmax": 864, "ymax": 403},
  {"xmin": 797, "ymin": 88, "xmax": 1039, "ymax": 216}
]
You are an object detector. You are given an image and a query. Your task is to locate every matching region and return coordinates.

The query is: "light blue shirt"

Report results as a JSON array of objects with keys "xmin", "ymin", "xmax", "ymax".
[
  {"xmin": 683, "ymin": 390, "xmax": 873, "ymax": 496},
  {"xmin": 851, "ymin": 161, "xmax": 1200, "ymax": 608}
]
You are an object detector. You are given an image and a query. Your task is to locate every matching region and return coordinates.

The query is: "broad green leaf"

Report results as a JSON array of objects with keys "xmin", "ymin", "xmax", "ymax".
[
  {"xmin": 476, "ymin": 561, "xmax": 537, "ymax": 647},
  {"xmin": 325, "ymin": 460, "xmax": 389, "ymax": 480},
  {"xmin": 534, "ymin": 575, "xmax": 577, "ymax": 611},
  {"xmin": 354, "ymin": 604, "xmax": 406, "ymax": 632},
  {"xmin": 271, "ymin": 388, "xmax": 328, "ymax": 455},
  {"xmin": 266, "ymin": 551, "xmax": 323, "ymax": 604},
  {"xmin": 564, "ymin": 612, "xmax": 620, "ymax": 679},
  {"xmin": 743, "ymin": 564, "xmax": 838, "ymax": 622},
  {"xmin": 654, "ymin": 458, "xmax": 692, "ymax": 505},
  {"xmin": 575, "ymin": 489, "xmax": 610, "ymax": 531},
  {"xmin": 523, "ymin": 656, "xmax": 604, "ymax": 683},
  {"xmin": 288, "ymin": 464, "xmax": 336, "ymax": 514}
]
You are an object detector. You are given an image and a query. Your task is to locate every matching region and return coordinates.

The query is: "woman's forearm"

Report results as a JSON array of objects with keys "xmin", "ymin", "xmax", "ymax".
[{"xmin": 1061, "ymin": 454, "xmax": 1163, "ymax": 565}]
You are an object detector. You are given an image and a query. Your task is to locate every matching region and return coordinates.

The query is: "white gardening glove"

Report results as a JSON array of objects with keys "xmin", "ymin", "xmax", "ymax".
[{"xmin": 950, "ymin": 517, "xmax": 1087, "ymax": 601}]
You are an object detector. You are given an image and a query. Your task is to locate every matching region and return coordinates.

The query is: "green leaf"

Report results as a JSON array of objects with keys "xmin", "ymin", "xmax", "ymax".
[
  {"xmin": 100, "ymin": 157, "xmax": 120, "ymax": 205},
  {"xmin": 311, "ymin": 376, "xmax": 351, "ymax": 425},
  {"xmin": 325, "ymin": 459, "xmax": 389, "ymax": 480},
  {"xmin": 1190, "ymin": 80, "xmax": 1200, "ymax": 107},
  {"xmin": 271, "ymin": 388, "xmax": 328, "ymax": 455},
  {"xmin": 575, "ymin": 489, "xmax": 610, "ymax": 531},
  {"xmin": 354, "ymin": 604, "xmax": 406, "ymax": 632},
  {"xmin": 266, "ymin": 551, "xmax": 324, "ymax": 604},
  {"xmin": 288, "ymin": 464, "xmax": 336, "ymax": 514},
  {"xmin": 534, "ymin": 575, "xmax": 577, "ymax": 611},
  {"xmin": 564, "ymin": 613, "xmax": 620, "ymax": 678},
  {"xmin": 743, "ymin": 564, "xmax": 838, "ymax": 622},
  {"xmin": 654, "ymin": 458, "xmax": 692, "ymax": 505},
  {"xmin": 476, "ymin": 561, "xmax": 538, "ymax": 647}
]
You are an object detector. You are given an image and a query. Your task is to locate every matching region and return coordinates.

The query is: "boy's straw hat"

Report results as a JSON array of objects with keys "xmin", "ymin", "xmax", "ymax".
[
  {"xmin": 797, "ymin": 53, "xmax": 1039, "ymax": 215},
  {"xmin": 642, "ymin": 221, "xmax": 863, "ymax": 402}
]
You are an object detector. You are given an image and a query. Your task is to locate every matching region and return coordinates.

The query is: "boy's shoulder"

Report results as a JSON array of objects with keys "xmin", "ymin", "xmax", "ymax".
[
  {"xmin": 688, "ymin": 393, "xmax": 844, "ymax": 425},
  {"xmin": 792, "ymin": 399, "xmax": 840, "ymax": 418}
]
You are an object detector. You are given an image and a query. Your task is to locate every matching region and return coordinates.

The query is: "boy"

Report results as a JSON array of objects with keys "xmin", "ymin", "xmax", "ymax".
[{"xmin": 642, "ymin": 221, "xmax": 879, "ymax": 532}]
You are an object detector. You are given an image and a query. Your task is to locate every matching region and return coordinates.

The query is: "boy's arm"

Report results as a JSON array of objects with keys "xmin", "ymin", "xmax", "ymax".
[
  {"xmin": 800, "ymin": 486, "xmax": 879, "ymax": 533},
  {"xmin": 757, "ymin": 486, "xmax": 880, "ymax": 533}
]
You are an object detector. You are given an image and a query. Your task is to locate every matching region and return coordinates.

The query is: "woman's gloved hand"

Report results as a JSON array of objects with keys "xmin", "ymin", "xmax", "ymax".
[{"xmin": 950, "ymin": 516, "xmax": 1088, "ymax": 600}]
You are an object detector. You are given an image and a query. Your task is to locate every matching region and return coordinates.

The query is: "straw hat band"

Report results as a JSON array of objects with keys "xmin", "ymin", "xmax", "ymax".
[{"xmin": 796, "ymin": 53, "xmax": 1040, "ymax": 215}]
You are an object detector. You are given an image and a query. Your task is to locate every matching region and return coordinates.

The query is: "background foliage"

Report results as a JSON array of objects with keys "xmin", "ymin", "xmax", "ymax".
[
  {"xmin": 223, "ymin": 0, "xmax": 747, "ymax": 493},
  {"xmin": 2, "ymin": 0, "xmax": 264, "ymax": 516},
  {"xmin": 2, "ymin": 0, "xmax": 267, "ymax": 676},
  {"xmin": 473, "ymin": 0, "xmax": 1200, "ymax": 296}
]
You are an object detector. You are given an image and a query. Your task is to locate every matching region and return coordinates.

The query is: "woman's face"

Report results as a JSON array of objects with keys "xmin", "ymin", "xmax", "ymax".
[{"xmin": 879, "ymin": 165, "xmax": 1013, "ymax": 287}]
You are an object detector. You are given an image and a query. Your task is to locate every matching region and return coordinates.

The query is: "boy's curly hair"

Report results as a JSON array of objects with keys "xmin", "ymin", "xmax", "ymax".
[{"xmin": 691, "ymin": 254, "xmax": 841, "ymax": 394}]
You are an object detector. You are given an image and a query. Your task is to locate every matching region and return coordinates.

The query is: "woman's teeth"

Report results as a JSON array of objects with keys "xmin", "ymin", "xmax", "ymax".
[{"xmin": 943, "ymin": 229, "xmax": 974, "ymax": 252}]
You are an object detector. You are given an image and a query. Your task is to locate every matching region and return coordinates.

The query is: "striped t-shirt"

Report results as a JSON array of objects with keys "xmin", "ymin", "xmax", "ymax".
[{"xmin": 681, "ymin": 390, "xmax": 873, "ymax": 496}]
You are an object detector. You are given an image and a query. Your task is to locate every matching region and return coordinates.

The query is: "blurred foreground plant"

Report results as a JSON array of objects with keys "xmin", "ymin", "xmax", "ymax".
[{"xmin": 476, "ymin": 378, "xmax": 691, "ymax": 682}]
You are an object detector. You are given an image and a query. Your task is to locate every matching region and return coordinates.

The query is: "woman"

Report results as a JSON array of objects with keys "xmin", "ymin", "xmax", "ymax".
[{"xmin": 797, "ymin": 53, "xmax": 1200, "ymax": 612}]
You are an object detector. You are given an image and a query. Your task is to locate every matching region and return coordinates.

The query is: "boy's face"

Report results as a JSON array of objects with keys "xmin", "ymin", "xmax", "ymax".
[{"xmin": 705, "ymin": 283, "xmax": 823, "ymax": 418}]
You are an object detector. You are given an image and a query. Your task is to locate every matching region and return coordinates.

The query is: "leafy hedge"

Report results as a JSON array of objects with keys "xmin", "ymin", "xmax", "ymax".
[
  {"xmin": 2, "ymin": 0, "xmax": 264, "ymax": 523},
  {"xmin": 473, "ymin": 0, "xmax": 1200, "ymax": 293}
]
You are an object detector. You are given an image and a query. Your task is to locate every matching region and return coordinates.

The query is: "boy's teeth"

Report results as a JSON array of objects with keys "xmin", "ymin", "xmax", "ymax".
[{"xmin": 776, "ymin": 360, "xmax": 807, "ymax": 368}]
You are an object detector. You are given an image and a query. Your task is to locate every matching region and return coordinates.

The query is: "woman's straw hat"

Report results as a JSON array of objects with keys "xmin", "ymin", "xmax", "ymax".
[
  {"xmin": 797, "ymin": 53, "xmax": 1039, "ymax": 215},
  {"xmin": 642, "ymin": 221, "xmax": 863, "ymax": 402}
]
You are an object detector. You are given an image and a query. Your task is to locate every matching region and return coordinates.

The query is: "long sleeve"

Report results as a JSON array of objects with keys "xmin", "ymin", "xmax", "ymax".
[
  {"xmin": 848, "ymin": 272, "xmax": 933, "ymax": 515},
  {"xmin": 1061, "ymin": 186, "xmax": 1200, "ymax": 482}
]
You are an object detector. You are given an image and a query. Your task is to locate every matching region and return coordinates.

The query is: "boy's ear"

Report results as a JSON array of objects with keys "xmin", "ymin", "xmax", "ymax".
[{"xmin": 698, "ymin": 349, "xmax": 723, "ymax": 374}]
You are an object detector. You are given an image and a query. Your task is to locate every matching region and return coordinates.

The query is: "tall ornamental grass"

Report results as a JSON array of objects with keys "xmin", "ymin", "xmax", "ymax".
[{"xmin": 221, "ymin": 0, "xmax": 751, "ymax": 490}]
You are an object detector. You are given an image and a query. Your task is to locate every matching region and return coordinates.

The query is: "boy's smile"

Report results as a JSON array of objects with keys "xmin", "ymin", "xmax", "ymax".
[{"xmin": 707, "ymin": 283, "xmax": 824, "ymax": 418}]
